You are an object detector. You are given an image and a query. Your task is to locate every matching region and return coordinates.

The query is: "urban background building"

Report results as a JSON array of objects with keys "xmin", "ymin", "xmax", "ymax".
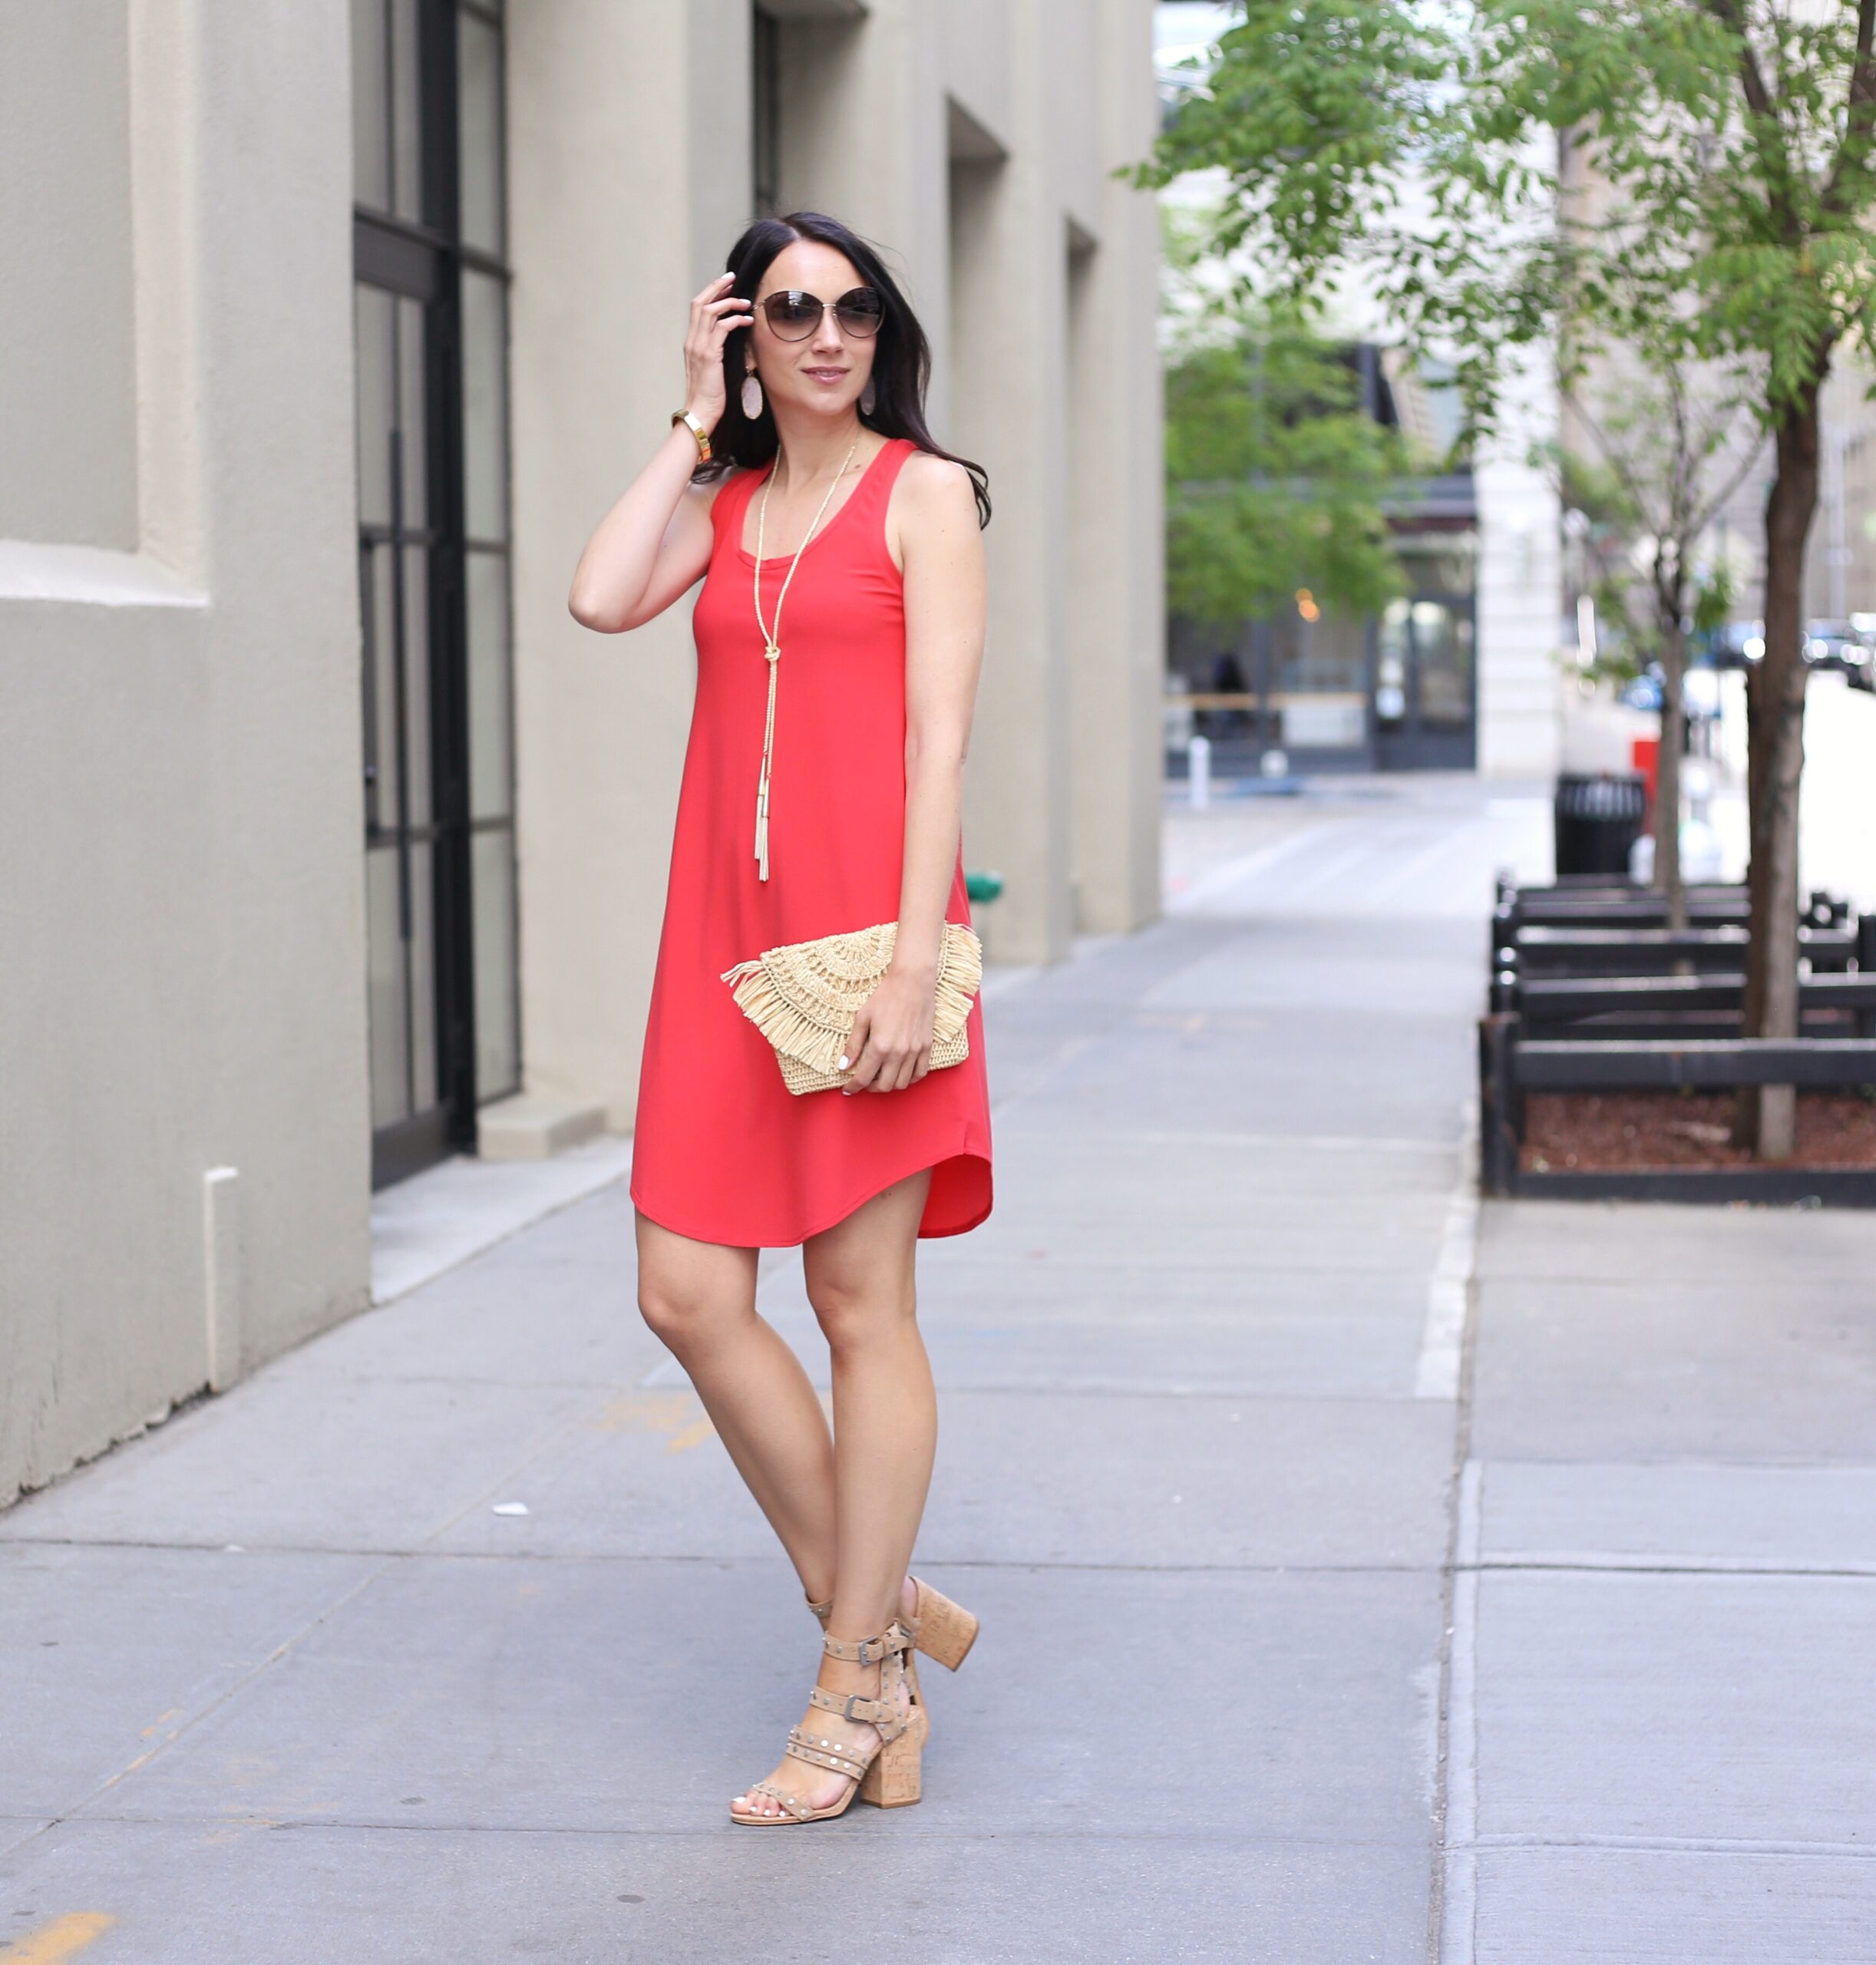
[
  {"xmin": 0, "ymin": 0, "xmax": 1164, "ymax": 1506},
  {"xmin": 1152, "ymin": 1, "xmax": 1564, "ymax": 782}
]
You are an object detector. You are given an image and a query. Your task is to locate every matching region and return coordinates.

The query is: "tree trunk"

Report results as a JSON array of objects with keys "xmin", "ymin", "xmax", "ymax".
[
  {"xmin": 1736, "ymin": 382, "xmax": 1818, "ymax": 1161},
  {"xmin": 1653, "ymin": 565, "xmax": 1688, "ymax": 936}
]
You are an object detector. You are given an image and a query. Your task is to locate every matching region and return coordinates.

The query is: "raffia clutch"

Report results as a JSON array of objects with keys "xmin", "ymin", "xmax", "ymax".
[{"xmin": 720, "ymin": 920, "xmax": 983, "ymax": 1095}]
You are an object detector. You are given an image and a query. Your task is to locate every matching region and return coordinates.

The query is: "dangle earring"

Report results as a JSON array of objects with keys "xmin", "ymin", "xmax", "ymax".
[
  {"xmin": 859, "ymin": 373, "xmax": 877, "ymax": 417},
  {"xmin": 741, "ymin": 359, "xmax": 765, "ymax": 421}
]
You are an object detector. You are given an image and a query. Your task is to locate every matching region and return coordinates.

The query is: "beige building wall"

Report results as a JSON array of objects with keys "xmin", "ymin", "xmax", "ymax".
[
  {"xmin": 1807, "ymin": 353, "xmax": 1876, "ymax": 620},
  {"xmin": 1, "ymin": 2, "xmax": 372, "ymax": 1506},
  {"xmin": 510, "ymin": 0, "xmax": 1164, "ymax": 1129},
  {"xmin": 1475, "ymin": 345, "xmax": 1566, "ymax": 781},
  {"xmin": 2, "ymin": 0, "xmax": 1162, "ymax": 1505}
]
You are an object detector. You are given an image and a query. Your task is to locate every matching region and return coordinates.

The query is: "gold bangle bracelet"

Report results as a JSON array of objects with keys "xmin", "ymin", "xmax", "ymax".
[{"xmin": 672, "ymin": 408, "xmax": 712, "ymax": 462}]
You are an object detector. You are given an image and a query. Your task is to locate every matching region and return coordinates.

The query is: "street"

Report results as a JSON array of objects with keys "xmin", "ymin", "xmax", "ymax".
[
  {"xmin": 3, "ymin": 781, "xmax": 1872, "ymax": 1962},
  {"xmin": 1710, "ymin": 667, "xmax": 1876, "ymax": 913}
]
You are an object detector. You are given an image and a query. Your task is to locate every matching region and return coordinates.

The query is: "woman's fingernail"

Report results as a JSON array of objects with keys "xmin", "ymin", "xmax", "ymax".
[{"xmin": 837, "ymin": 1054, "xmax": 850, "ymax": 1070}]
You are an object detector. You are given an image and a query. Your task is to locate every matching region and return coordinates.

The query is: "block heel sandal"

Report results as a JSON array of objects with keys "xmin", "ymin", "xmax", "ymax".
[{"xmin": 730, "ymin": 1623, "xmax": 925, "ymax": 1825}]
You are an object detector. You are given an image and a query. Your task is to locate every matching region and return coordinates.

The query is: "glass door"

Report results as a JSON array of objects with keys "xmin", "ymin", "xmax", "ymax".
[
  {"xmin": 353, "ymin": 0, "xmax": 518, "ymax": 1189},
  {"xmin": 1375, "ymin": 595, "xmax": 1477, "ymax": 769},
  {"xmin": 356, "ymin": 275, "xmax": 448, "ymax": 1181}
]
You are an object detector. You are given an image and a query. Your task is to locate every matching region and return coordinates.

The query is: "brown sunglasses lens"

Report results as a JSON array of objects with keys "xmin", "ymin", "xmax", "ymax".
[{"xmin": 761, "ymin": 288, "xmax": 884, "ymax": 339}]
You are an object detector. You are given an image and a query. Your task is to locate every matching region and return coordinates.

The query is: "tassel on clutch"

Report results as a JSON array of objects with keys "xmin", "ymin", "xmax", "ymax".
[{"xmin": 721, "ymin": 920, "xmax": 983, "ymax": 1095}]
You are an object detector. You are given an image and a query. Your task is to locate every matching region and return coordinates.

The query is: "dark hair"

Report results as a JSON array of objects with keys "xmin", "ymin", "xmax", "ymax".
[{"xmin": 695, "ymin": 210, "xmax": 990, "ymax": 528}]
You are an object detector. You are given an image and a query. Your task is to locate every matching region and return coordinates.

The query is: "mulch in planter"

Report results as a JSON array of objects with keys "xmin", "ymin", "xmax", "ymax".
[{"xmin": 1521, "ymin": 1090, "xmax": 1876, "ymax": 1173}]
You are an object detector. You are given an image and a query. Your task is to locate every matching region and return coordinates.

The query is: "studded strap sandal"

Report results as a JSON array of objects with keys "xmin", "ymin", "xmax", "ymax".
[
  {"xmin": 802, "ymin": 1587, "xmax": 925, "ymax": 1706},
  {"xmin": 730, "ymin": 1623, "xmax": 925, "ymax": 1825}
]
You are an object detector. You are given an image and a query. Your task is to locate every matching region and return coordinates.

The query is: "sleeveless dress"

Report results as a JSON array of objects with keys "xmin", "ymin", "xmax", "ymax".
[{"xmin": 629, "ymin": 434, "xmax": 995, "ymax": 1247}]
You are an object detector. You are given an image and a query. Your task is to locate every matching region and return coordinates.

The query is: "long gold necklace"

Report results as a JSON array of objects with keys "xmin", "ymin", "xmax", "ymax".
[{"xmin": 749, "ymin": 433, "xmax": 860, "ymax": 881}]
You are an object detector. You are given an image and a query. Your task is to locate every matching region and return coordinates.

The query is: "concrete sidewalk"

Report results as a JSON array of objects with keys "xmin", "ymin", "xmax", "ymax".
[{"xmin": 3, "ymin": 778, "xmax": 1871, "ymax": 1963}]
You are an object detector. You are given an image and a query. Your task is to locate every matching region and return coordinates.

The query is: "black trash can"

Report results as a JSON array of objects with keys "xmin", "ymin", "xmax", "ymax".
[{"xmin": 1553, "ymin": 771, "xmax": 1646, "ymax": 877}]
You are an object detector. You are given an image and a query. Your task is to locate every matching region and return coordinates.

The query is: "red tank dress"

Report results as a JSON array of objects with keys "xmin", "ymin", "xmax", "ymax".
[{"xmin": 629, "ymin": 434, "xmax": 994, "ymax": 1247}]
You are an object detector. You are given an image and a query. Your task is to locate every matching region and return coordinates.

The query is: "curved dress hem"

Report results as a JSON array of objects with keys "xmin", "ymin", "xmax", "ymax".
[{"xmin": 630, "ymin": 1137, "xmax": 992, "ymax": 1250}]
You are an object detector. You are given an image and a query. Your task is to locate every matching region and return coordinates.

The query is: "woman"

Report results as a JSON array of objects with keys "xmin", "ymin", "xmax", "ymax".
[{"xmin": 567, "ymin": 211, "xmax": 994, "ymax": 1826}]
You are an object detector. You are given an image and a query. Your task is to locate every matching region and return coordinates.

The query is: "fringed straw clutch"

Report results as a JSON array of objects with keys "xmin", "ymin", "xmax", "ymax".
[{"xmin": 720, "ymin": 920, "xmax": 983, "ymax": 1095}]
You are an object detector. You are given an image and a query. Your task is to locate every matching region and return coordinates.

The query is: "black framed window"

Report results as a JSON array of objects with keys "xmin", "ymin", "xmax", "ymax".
[
  {"xmin": 352, "ymin": 0, "xmax": 519, "ymax": 1189},
  {"xmin": 752, "ymin": 5, "xmax": 781, "ymax": 217}
]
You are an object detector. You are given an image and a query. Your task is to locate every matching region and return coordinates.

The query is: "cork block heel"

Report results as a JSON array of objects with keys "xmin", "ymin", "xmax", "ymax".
[
  {"xmin": 857, "ymin": 1712, "xmax": 923, "ymax": 1808},
  {"xmin": 907, "ymin": 1580, "xmax": 979, "ymax": 1671}
]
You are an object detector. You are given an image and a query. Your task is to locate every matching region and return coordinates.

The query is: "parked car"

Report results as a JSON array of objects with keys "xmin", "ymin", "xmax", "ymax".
[
  {"xmin": 1802, "ymin": 618, "xmax": 1873, "ymax": 679},
  {"xmin": 1846, "ymin": 615, "xmax": 1876, "ymax": 692},
  {"xmin": 1707, "ymin": 618, "xmax": 1874, "ymax": 684},
  {"xmin": 1618, "ymin": 670, "xmax": 1663, "ymax": 712},
  {"xmin": 1618, "ymin": 660, "xmax": 1724, "ymax": 719},
  {"xmin": 1708, "ymin": 619, "xmax": 1763, "ymax": 670}
]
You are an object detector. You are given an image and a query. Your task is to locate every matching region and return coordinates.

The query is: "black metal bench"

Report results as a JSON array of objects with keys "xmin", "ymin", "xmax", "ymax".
[{"xmin": 1492, "ymin": 969, "xmax": 1876, "ymax": 1042}]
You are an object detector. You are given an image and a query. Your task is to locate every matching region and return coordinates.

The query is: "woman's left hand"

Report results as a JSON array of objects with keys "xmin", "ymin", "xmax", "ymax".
[{"xmin": 841, "ymin": 965, "xmax": 936, "ymax": 1094}]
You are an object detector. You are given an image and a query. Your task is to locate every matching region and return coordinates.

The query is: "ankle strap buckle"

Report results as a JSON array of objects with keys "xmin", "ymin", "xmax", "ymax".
[
  {"xmin": 822, "ymin": 1629, "xmax": 900, "ymax": 1663},
  {"xmin": 841, "ymin": 1693, "xmax": 876, "ymax": 1722}
]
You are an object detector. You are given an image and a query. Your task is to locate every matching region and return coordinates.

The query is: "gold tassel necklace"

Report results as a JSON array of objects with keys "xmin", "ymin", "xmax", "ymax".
[{"xmin": 750, "ymin": 432, "xmax": 861, "ymax": 881}]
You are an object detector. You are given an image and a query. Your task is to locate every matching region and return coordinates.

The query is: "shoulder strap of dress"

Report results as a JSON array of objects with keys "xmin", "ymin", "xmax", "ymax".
[
  {"xmin": 852, "ymin": 434, "xmax": 917, "ymax": 519},
  {"xmin": 828, "ymin": 436, "xmax": 912, "ymax": 571}
]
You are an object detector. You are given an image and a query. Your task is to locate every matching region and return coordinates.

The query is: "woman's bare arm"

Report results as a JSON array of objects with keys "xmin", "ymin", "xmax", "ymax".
[
  {"xmin": 567, "ymin": 272, "xmax": 751, "ymax": 634},
  {"xmin": 842, "ymin": 453, "xmax": 987, "ymax": 1095},
  {"xmin": 567, "ymin": 431, "xmax": 719, "ymax": 633}
]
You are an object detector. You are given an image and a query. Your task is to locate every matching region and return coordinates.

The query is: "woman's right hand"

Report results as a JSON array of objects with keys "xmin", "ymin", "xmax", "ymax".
[{"xmin": 684, "ymin": 272, "xmax": 753, "ymax": 431}]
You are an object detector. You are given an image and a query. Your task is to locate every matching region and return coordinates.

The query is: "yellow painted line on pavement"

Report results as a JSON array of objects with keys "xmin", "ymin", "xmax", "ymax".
[
  {"xmin": 594, "ymin": 1390, "xmax": 718, "ymax": 1452},
  {"xmin": 1, "ymin": 1914, "xmax": 118, "ymax": 1963},
  {"xmin": 592, "ymin": 1392, "xmax": 695, "ymax": 1435}
]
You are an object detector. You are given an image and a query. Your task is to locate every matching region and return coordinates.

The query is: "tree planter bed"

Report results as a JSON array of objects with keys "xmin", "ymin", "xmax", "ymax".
[
  {"xmin": 1478, "ymin": 896, "xmax": 1876, "ymax": 1200},
  {"xmin": 1478, "ymin": 1015, "xmax": 1876, "ymax": 1204},
  {"xmin": 1522, "ymin": 1088, "xmax": 1876, "ymax": 1175}
]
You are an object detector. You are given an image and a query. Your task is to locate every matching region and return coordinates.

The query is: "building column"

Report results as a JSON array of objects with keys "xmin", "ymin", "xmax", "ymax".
[
  {"xmin": 942, "ymin": 7, "xmax": 1074, "ymax": 963},
  {"xmin": 505, "ymin": 0, "xmax": 755, "ymax": 1128},
  {"xmin": 1065, "ymin": 0, "xmax": 1164, "ymax": 934},
  {"xmin": 1477, "ymin": 348, "xmax": 1564, "ymax": 778},
  {"xmin": 778, "ymin": 0, "xmax": 1085, "ymax": 963}
]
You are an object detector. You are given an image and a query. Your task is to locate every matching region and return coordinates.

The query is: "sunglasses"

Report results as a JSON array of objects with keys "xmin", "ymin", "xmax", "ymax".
[{"xmin": 757, "ymin": 286, "xmax": 885, "ymax": 341}]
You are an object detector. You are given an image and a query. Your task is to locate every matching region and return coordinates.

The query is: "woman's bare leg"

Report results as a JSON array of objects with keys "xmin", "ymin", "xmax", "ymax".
[
  {"xmin": 633, "ymin": 1210, "xmax": 838, "ymax": 1595},
  {"xmin": 732, "ymin": 1166, "xmax": 935, "ymax": 1819},
  {"xmin": 809, "ymin": 1167, "xmax": 936, "ymax": 1638}
]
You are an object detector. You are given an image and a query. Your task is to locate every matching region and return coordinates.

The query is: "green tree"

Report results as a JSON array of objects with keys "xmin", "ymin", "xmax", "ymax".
[
  {"xmin": 1135, "ymin": 1, "xmax": 1876, "ymax": 1161},
  {"xmin": 1553, "ymin": 325, "xmax": 1764, "ymax": 931},
  {"xmin": 1165, "ymin": 296, "xmax": 1413, "ymax": 632}
]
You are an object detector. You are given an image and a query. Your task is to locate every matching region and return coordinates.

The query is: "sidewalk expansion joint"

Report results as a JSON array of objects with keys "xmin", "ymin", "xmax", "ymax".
[
  {"xmin": 0, "ymin": 1540, "xmax": 1452, "ymax": 1574},
  {"xmin": 61, "ymin": 1812, "xmax": 1435, "ymax": 1851},
  {"xmin": 1460, "ymin": 1556, "xmax": 1876, "ymax": 1578},
  {"xmin": 1453, "ymin": 1834, "xmax": 1876, "ymax": 1860}
]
